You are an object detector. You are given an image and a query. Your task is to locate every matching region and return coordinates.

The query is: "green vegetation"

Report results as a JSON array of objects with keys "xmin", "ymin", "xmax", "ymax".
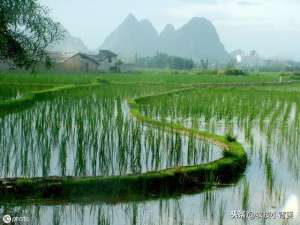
[
  {"xmin": 225, "ymin": 133, "xmax": 237, "ymax": 142},
  {"xmin": 0, "ymin": 0, "xmax": 62, "ymax": 70},
  {"xmin": 98, "ymin": 71, "xmax": 283, "ymax": 85},
  {"xmin": 0, "ymin": 70, "xmax": 299, "ymax": 225},
  {"xmin": 218, "ymin": 68, "xmax": 246, "ymax": 76},
  {"xmin": 0, "ymin": 71, "xmax": 252, "ymax": 202},
  {"xmin": 139, "ymin": 80, "xmax": 300, "ymax": 205},
  {"xmin": 135, "ymin": 53, "xmax": 194, "ymax": 70},
  {"xmin": 0, "ymin": 70, "xmax": 283, "ymax": 86},
  {"xmin": 0, "ymin": 85, "xmax": 224, "ymax": 178}
]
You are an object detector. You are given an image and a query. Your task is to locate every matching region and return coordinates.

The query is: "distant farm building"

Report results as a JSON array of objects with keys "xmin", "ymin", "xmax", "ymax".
[
  {"xmin": 60, "ymin": 53, "xmax": 99, "ymax": 72},
  {"xmin": 48, "ymin": 50, "xmax": 134, "ymax": 73},
  {"xmin": 230, "ymin": 49, "xmax": 261, "ymax": 68},
  {"xmin": 96, "ymin": 50, "xmax": 118, "ymax": 72}
]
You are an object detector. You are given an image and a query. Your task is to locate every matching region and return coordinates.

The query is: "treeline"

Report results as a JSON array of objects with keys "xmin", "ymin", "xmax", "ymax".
[
  {"xmin": 135, "ymin": 53, "xmax": 194, "ymax": 70},
  {"xmin": 257, "ymin": 60, "xmax": 300, "ymax": 72}
]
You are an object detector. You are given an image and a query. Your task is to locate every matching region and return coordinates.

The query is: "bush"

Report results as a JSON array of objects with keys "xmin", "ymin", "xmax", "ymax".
[
  {"xmin": 225, "ymin": 133, "xmax": 237, "ymax": 142},
  {"xmin": 279, "ymin": 72, "xmax": 291, "ymax": 77},
  {"xmin": 283, "ymin": 71, "xmax": 300, "ymax": 80},
  {"xmin": 291, "ymin": 72, "xmax": 300, "ymax": 80},
  {"xmin": 195, "ymin": 70, "xmax": 218, "ymax": 75},
  {"xmin": 97, "ymin": 79, "xmax": 110, "ymax": 84},
  {"xmin": 218, "ymin": 68, "xmax": 247, "ymax": 76}
]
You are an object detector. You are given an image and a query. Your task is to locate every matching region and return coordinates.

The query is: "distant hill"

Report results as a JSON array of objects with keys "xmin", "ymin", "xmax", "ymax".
[
  {"xmin": 100, "ymin": 14, "xmax": 229, "ymax": 62},
  {"xmin": 100, "ymin": 14, "xmax": 158, "ymax": 59},
  {"xmin": 160, "ymin": 17, "xmax": 229, "ymax": 62},
  {"xmin": 48, "ymin": 25, "xmax": 89, "ymax": 53}
]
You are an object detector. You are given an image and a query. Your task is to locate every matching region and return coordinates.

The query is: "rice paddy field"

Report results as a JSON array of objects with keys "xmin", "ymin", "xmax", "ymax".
[{"xmin": 0, "ymin": 71, "xmax": 299, "ymax": 225}]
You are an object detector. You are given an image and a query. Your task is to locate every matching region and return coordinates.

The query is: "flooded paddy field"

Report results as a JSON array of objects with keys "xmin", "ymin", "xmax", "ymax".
[
  {"xmin": 0, "ymin": 80, "xmax": 299, "ymax": 225},
  {"xmin": 0, "ymin": 86, "xmax": 222, "ymax": 178}
]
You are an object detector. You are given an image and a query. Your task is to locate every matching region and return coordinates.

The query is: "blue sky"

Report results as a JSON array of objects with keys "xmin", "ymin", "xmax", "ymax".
[{"xmin": 40, "ymin": 0, "xmax": 300, "ymax": 60}]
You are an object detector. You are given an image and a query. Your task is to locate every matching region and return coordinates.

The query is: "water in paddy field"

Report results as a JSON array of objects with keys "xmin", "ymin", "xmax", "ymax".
[{"xmin": 0, "ymin": 85, "xmax": 300, "ymax": 225}]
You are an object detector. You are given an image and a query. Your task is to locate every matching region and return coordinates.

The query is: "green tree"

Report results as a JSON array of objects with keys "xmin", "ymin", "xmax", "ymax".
[
  {"xmin": 0, "ymin": 0, "xmax": 63, "ymax": 71},
  {"xmin": 135, "ymin": 52, "xmax": 194, "ymax": 70}
]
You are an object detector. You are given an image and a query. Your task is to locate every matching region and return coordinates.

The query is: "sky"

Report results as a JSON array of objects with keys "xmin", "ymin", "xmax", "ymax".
[{"xmin": 40, "ymin": 0, "xmax": 300, "ymax": 60}]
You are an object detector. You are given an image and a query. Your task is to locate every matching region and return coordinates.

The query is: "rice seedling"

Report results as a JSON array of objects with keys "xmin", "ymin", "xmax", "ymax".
[
  {"xmin": 139, "ymin": 86, "xmax": 300, "ymax": 182},
  {"xmin": 0, "ymin": 85, "xmax": 223, "ymax": 178},
  {"xmin": 218, "ymin": 199, "xmax": 226, "ymax": 225},
  {"xmin": 242, "ymin": 180, "xmax": 250, "ymax": 211}
]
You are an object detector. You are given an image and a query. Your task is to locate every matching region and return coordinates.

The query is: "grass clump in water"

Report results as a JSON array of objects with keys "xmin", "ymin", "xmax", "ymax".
[{"xmin": 225, "ymin": 133, "xmax": 237, "ymax": 142}]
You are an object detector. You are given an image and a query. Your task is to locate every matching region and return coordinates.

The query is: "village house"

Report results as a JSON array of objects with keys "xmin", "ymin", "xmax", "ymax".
[
  {"xmin": 95, "ymin": 50, "xmax": 118, "ymax": 72},
  {"xmin": 59, "ymin": 53, "xmax": 99, "ymax": 72},
  {"xmin": 49, "ymin": 50, "xmax": 123, "ymax": 73},
  {"xmin": 1, "ymin": 50, "xmax": 135, "ymax": 73}
]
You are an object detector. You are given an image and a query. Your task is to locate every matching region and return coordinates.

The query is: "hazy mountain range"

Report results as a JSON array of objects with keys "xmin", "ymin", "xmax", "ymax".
[
  {"xmin": 50, "ymin": 14, "xmax": 229, "ymax": 62},
  {"xmin": 101, "ymin": 14, "xmax": 229, "ymax": 62}
]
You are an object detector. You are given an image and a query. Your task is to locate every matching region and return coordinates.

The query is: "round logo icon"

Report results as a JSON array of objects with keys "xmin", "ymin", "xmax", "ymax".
[{"xmin": 2, "ymin": 215, "xmax": 11, "ymax": 224}]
